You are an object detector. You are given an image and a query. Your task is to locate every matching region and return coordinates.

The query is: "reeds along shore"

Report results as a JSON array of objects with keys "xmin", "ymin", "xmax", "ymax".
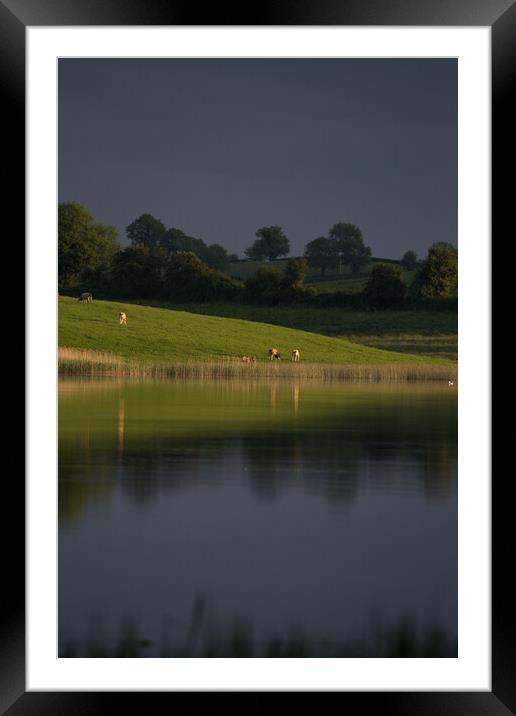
[{"xmin": 58, "ymin": 347, "xmax": 457, "ymax": 383}]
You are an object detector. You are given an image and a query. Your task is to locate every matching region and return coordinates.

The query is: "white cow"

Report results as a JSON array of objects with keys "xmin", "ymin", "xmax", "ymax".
[{"xmin": 119, "ymin": 312, "xmax": 127, "ymax": 326}]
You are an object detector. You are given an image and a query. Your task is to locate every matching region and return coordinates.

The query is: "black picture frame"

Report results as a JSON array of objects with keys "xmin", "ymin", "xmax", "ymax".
[{"xmin": 6, "ymin": 0, "xmax": 510, "ymax": 711}]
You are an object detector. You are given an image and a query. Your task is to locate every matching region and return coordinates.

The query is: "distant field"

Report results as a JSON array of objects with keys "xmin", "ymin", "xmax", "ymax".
[
  {"xmin": 226, "ymin": 259, "xmax": 291, "ymax": 280},
  {"xmin": 227, "ymin": 259, "xmax": 416, "ymax": 295},
  {"xmin": 58, "ymin": 296, "xmax": 455, "ymax": 366},
  {"xmin": 305, "ymin": 276, "xmax": 369, "ymax": 294}
]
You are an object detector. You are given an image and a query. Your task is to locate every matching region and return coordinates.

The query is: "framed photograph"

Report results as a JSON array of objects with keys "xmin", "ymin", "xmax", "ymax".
[{"xmin": 6, "ymin": 0, "xmax": 509, "ymax": 710}]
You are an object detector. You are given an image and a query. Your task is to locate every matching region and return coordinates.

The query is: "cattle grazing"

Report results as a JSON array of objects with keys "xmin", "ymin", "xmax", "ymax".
[
  {"xmin": 119, "ymin": 312, "xmax": 127, "ymax": 325},
  {"xmin": 291, "ymin": 349, "xmax": 300, "ymax": 362},
  {"xmin": 242, "ymin": 355, "xmax": 251, "ymax": 363},
  {"xmin": 268, "ymin": 348, "xmax": 281, "ymax": 361},
  {"xmin": 78, "ymin": 292, "xmax": 93, "ymax": 303}
]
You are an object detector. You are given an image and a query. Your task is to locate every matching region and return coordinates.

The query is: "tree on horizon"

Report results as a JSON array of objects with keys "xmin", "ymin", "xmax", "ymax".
[
  {"xmin": 245, "ymin": 225, "xmax": 290, "ymax": 261},
  {"xmin": 126, "ymin": 213, "xmax": 167, "ymax": 254},
  {"xmin": 328, "ymin": 222, "xmax": 372, "ymax": 274},
  {"xmin": 304, "ymin": 236, "xmax": 340, "ymax": 277}
]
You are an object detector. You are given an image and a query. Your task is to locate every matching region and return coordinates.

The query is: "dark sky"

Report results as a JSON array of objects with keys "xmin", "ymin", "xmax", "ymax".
[{"xmin": 58, "ymin": 58, "xmax": 457, "ymax": 259}]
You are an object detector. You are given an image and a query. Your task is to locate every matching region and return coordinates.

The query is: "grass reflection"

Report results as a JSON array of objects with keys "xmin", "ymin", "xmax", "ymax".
[{"xmin": 60, "ymin": 597, "xmax": 457, "ymax": 658}]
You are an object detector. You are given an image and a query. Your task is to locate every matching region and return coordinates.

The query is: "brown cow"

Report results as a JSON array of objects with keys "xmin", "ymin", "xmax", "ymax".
[
  {"xmin": 119, "ymin": 312, "xmax": 127, "ymax": 325},
  {"xmin": 291, "ymin": 349, "xmax": 300, "ymax": 362},
  {"xmin": 268, "ymin": 348, "xmax": 280, "ymax": 361}
]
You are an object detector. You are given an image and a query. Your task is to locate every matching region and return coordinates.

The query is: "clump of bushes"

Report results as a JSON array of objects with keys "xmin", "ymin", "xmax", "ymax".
[
  {"xmin": 109, "ymin": 245, "xmax": 163, "ymax": 299},
  {"xmin": 277, "ymin": 258, "xmax": 317, "ymax": 304},
  {"xmin": 163, "ymin": 251, "xmax": 244, "ymax": 302},
  {"xmin": 244, "ymin": 259, "xmax": 317, "ymax": 306},
  {"xmin": 244, "ymin": 266, "xmax": 282, "ymax": 305},
  {"xmin": 364, "ymin": 264, "xmax": 407, "ymax": 309}
]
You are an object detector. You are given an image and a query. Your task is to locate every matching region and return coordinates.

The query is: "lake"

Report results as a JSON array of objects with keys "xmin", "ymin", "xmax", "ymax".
[{"xmin": 58, "ymin": 378, "xmax": 457, "ymax": 657}]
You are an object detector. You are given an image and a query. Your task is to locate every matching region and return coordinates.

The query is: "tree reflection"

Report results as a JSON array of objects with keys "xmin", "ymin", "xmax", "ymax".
[{"xmin": 59, "ymin": 381, "xmax": 457, "ymax": 520}]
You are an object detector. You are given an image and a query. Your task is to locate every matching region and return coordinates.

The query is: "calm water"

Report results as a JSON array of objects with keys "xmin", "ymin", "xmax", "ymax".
[{"xmin": 58, "ymin": 378, "xmax": 457, "ymax": 657}]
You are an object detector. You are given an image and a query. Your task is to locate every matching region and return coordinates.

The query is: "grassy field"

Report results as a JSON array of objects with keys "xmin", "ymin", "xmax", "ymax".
[
  {"xmin": 304, "ymin": 276, "xmax": 369, "ymax": 293},
  {"xmin": 134, "ymin": 301, "xmax": 457, "ymax": 361},
  {"xmin": 58, "ymin": 297, "xmax": 456, "ymax": 376},
  {"xmin": 304, "ymin": 269, "xmax": 417, "ymax": 294}
]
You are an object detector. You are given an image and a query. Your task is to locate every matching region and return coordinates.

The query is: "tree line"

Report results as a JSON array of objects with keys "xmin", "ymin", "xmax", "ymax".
[
  {"xmin": 58, "ymin": 202, "xmax": 241, "ymax": 301},
  {"xmin": 233, "ymin": 245, "xmax": 457, "ymax": 309},
  {"xmin": 244, "ymin": 222, "xmax": 421, "ymax": 279},
  {"xmin": 58, "ymin": 201, "xmax": 457, "ymax": 308}
]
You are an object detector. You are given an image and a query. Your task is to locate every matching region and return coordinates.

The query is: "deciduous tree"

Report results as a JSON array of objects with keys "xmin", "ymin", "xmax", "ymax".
[
  {"xmin": 281, "ymin": 258, "xmax": 307, "ymax": 289},
  {"xmin": 329, "ymin": 222, "xmax": 371, "ymax": 274},
  {"xmin": 126, "ymin": 213, "xmax": 166, "ymax": 254},
  {"xmin": 304, "ymin": 237, "xmax": 339, "ymax": 277},
  {"xmin": 411, "ymin": 242, "xmax": 458, "ymax": 299},
  {"xmin": 245, "ymin": 226, "xmax": 290, "ymax": 261},
  {"xmin": 401, "ymin": 250, "xmax": 418, "ymax": 271},
  {"xmin": 58, "ymin": 201, "xmax": 119, "ymax": 287}
]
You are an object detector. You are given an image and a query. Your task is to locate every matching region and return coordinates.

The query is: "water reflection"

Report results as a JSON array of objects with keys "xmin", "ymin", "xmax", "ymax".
[
  {"xmin": 292, "ymin": 383, "xmax": 300, "ymax": 414},
  {"xmin": 59, "ymin": 378, "xmax": 457, "ymax": 656},
  {"xmin": 59, "ymin": 379, "xmax": 456, "ymax": 521},
  {"xmin": 117, "ymin": 397, "xmax": 125, "ymax": 457},
  {"xmin": 59, "ymin": 426, "xmax": 456, "ymax": 518}
]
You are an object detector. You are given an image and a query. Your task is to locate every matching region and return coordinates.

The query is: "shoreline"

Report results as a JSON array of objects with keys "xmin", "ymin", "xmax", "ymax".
[{"xmin": 58, "ymin": 347, "xmax": 457, "ymax": 383}]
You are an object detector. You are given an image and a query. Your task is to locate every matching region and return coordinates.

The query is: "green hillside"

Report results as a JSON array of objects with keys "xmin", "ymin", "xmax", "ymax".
[{"xmin": 59, "ymin": 296, "xmax": 452, "ymax": 366}]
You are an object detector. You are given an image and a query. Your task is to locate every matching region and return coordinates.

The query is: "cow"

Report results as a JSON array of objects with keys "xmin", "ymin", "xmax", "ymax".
[
  {"xmin": 242, "ymin": 355, "xmax": 251, "ymax": 363},
  {"xmin": 291, "ymin": 349, "xmax": 300, "ymax": 362},
  {"xmin": 78, "ymin": 292, "xmax": 92, "ymax": 303},
  {"xmin": 119, "ymin": 312, "xmax": 127, "ymax": 326},
  {"xmin": 268, "ymin": 348, "xmax": 281, "ymax": 361}
]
